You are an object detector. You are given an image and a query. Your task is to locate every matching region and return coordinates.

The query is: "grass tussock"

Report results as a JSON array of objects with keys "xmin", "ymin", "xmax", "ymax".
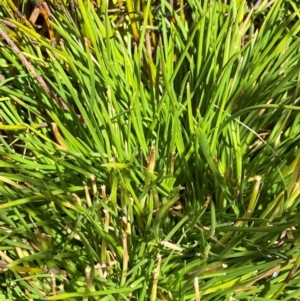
[{"xmin": 1, "ymin": 0, "xmax": 300, "ymax": 300}]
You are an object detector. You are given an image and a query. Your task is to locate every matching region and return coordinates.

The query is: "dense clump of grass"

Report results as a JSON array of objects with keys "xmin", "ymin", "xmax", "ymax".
[{"xmin": 1, "ymin": 0, "xmax": 300, "ymax": 300}]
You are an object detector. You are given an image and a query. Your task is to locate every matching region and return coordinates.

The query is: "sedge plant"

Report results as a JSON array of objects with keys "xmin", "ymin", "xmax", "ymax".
[{"xmin": 0, "ymin": 0, "xmax": 300, "ymax": 300}]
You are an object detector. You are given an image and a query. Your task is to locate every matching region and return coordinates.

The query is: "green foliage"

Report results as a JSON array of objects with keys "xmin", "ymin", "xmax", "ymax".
[{"xmin": 1, "ymin": 0, "xmax": 300, "ymax": 300}]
